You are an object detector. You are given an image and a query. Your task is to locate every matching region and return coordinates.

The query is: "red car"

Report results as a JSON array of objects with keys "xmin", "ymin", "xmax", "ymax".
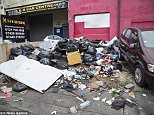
[{"xmin": 119, "ymin": 27, "xmax": 154, "ymax": 86}]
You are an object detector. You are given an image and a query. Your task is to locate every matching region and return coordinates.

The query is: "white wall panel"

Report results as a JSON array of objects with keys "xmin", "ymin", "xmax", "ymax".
[
  {"xmin": 75, "ymin": 13, "xmax": 110, "ymax": 28},
  {"xmin": 75, "ymin": 15, "xmax": 85, "ymax": 22}
]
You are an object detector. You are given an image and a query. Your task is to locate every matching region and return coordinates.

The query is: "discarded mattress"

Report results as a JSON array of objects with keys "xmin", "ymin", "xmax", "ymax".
[{"xmin": 0, "ymin": 55, "xmax": 62, "ymax": 93}]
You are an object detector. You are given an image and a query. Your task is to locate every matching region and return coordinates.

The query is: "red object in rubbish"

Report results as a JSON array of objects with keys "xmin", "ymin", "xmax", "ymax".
[{"xmin": 0, "ymin": 93, "xmax": 12, "ymax": 99}]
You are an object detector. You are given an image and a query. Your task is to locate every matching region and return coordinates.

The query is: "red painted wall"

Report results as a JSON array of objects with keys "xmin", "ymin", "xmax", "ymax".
[{"xmin": 68, "ymin": 0, "xmax": 154, "ymax": 40}]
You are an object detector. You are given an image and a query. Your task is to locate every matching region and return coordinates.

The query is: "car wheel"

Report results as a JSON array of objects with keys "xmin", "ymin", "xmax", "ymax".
[{"xmin": 134, "ymin": 65, "xmax": 146, "ymax": 87}]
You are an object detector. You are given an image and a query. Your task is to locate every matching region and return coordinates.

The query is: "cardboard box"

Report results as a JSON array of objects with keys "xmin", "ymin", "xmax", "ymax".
[{"xmin": 67, "ymin": 51, "xmax": 82, "ymax": 66}]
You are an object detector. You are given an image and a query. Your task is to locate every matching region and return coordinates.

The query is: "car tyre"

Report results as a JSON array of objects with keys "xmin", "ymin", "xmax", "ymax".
[{"xmin": 134, "ymin": 65, "xmax": 146, "ymax": 87}]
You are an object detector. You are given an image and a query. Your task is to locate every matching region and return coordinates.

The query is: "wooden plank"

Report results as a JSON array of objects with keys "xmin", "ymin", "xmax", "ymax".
[{"xmin": 0, "ymin": 44, "xmax": 7, "ymax": 64}]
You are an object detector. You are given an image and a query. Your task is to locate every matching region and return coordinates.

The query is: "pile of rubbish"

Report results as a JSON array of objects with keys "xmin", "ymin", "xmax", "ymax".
[
  {"xmin": 8, "ymin": 36, "xmax": 121, "ymax": 70},
  {"xmin": 0, "ymin": 36, "xmax": 136, "ymax": 113}
]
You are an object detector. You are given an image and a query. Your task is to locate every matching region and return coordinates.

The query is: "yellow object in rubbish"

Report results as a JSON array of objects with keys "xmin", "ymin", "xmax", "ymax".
[{"xmin": 67, "ymin": 51, "xmax": 82, "ymax": 66}]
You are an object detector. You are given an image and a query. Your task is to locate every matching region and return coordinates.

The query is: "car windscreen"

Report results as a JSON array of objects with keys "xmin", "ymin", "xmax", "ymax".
[{"xmin": 141, "ymin": 31, "xmax": 154, "ymax": 48}]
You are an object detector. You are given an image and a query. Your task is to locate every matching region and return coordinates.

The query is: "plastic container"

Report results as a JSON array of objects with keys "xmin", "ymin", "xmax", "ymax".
[
  {"xmin": 69, "ymin": 106, "xmax": 78, "ymax": 113},
  {"xmin": 80, "ymin": 101, "xmax": 91, "ymax": 109}
]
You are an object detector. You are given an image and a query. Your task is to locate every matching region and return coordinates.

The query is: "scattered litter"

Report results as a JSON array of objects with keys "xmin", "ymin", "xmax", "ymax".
[
  {"xmin": 78, "ymin": 84, "xmax": 86, "ymax": 90},
  {"xmin": 61, "ymin": 70, "xmax": 76, "ymax": 79},
  {"xmin": 101, "ymin": 36, "xmax": 118, "ymax": 47},
  {"xmin": 111, "ymin": 98, "xmax": 125, "ymax": 110},
  {"xmin": 110, "ymin": 78, "xmax": 115, "ymax": 81},
  {"xmin": 72, "ymin": 83, "xmax": 78, "ymax": 89},
  {"xmin": 67, "ymin": 51, "xmax": 82, "ymax": 66},
  {"xmin": 0, "ymin": 36, "xmax": 137, "ymax": 112},
  {"xmin": 129, "ymin": 92, "xmax": 135, "ymax": 98},
  {"xmin": 125, "ymin": 83, "xmax": 134, "ymax": 89},
  {"xmin": 80, "ymin": 92, "xmax": 85, "ymax": 97},
  {"xmin": 76, "ymin": 97, "xmax": 84, "ymax": 102},
  {"xmin": 51, "ymin": 111, "xmax": 57, "ymax": 115},
  {"xmin": 111, "ymin": 97, "xmax": 136, "ymax": 110},
  {"xmin": 1, "ymin": 86, "xmax": 12, "ymax": 93},
  {"xmin": 13, "ymin": 82, "xmax": 28, "ymax": 92},
  {"xmin": 14, "ymin": 98, "xmax": 23, "ymax": 102},
  {"xmin": 0, "ymin": 93, "xmax": 12, "ymax": 99},
  {"xmin": 125, "ymin": 89, "xmax": 130, "ymax": 93},
  {"xmin": 69, "ymin": 106, "xmax": 78, "ymax": 113},
  {"xmin": 80, "ymin": 101, "xmax": 91, "ymax": 109},
  {"xmin": 125, "ymin": 98, "xmax": 137, "ymax": 107},
  {"xmin": 111, "ymin": 88, "xmax": 121, "ymax": 94},
  {"xmin": 106, "ymin": 100, "xmax": 113, "ymax": 105},
  {"xmin": 102, "ymin": 98, "xmax": 107, "ymax": 102},
  {"xmin": 52, "ymin": 87, "xmax": 60, "ymax": 93},
  {"xmin": 96, "ymin": 47, "xmax": 104, "ymax": 53},
  {"xmin": 93, "ymin": 97, "xmax": 100, "ymax": 101},
  {"xmin": 142, "ymin": 94, "xmax": 146, "ymax": 97},
  {"xmin": 63, "ymin": 84, "xmax": 74, "ymax": 92},
  {"xmin": 89, "ymin": 83, "xmax": 99, "ymax": 91},
  {"xmin": 106, "ymin": 97, "xmax": 115, "ymax": 105},
  {"xmin": 95, "ymin": 81, "xmax": 104, "ymax": 86},
  {"xmin": 19, "ymin": 90, "xmax": 28, "ymax": 95},
  {"xmin": 32, "ymin": 49, "xmax": 40, "ymax": 55},
  {"xmin": 138, "ymin": 107, "xmax": 142, "ymax": 110}
]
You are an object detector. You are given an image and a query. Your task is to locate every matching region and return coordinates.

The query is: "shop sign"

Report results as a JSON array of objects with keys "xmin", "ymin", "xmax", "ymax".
[
  {"xmin": 1, "ymin": 15, "xmax": 26, "ymax": 42},
  {"xmin": 6, "ymin": 1, "xmax": 68, "ymax": 16}
]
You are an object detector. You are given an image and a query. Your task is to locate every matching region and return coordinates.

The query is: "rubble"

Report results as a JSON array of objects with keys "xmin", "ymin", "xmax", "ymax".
[
  {"xmin": 14, "ymin": 98, "xmax": 23, "ymax": 102},
  {"xmin": 19, "ymin": 90, "xmax": 28, "ymax": 95},
  {"xmin": 69, "ymin": 106, "xmax": 77, "ymax": 113},
  {"xmin": 102, "ymin": 98, "xmax": 107, "ymax": 102},
  {"xmin": 142, "ymin": 94, "xmax": 147, "ymax": 97},
  {"xmin": 0, "ymin": 86, "xmax": 12, "ymax": 93},
  {"xmin": 125, "ymin": 83, "xmax": 135, "ymax": 89},
  {"xmin": 0, "ymin": 93, "xmax": 12, "ymax": 99},
  {"xmin": 93, "ymin": 96, "xmax": 100, "ymax": 101},
  {"xmin": 0, "ymin": 36, "xmax": 137, "ymax": 113},
  {"xmin": 13, "ymin": 82, "xmax": 28, "ymax": 92},
  {"xmin": 50, "ymin": 111, "xmax": 57, "ymax": 115}
]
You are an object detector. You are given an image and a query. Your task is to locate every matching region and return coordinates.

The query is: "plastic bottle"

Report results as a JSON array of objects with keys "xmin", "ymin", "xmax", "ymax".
[
  {"xmin": 79, "ymin": 101, "xmax": 91, "ymax": 109},
  {"xmin": 69, "ymin": 101, "xmax": 91, "ymax": 113}
]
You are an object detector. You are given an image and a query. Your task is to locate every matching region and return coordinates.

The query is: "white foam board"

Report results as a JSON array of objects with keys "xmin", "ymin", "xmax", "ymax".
[{"xmin": 0, "ymin": 55, "xmax": 62, "ymax": 93}]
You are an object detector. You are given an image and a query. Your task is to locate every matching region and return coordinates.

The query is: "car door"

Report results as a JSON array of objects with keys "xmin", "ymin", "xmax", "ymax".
[{"xmin": 120, "ymin": 29, "xmax": 132, "ymax": 53}]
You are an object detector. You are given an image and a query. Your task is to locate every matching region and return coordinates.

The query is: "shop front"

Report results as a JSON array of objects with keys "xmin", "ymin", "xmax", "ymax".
[{"xmin": 3, "ymin": 0, "xmax": 68, "ymax": 42}]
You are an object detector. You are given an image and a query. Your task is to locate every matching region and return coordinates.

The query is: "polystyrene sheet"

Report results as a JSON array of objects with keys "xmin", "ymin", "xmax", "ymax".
[{"xmin": 0, "ymin": 55, "xmax": 62, "ymax": 93}]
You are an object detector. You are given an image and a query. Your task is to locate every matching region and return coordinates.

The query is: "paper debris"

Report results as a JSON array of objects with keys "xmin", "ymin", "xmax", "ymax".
[
  {"xmin": 102, "ymin": 98, "xmax": 107, "ymax": 102},
  {"xmin": 125, "ymin": 83, "xmax": 134, "ymax": 89},
  {"xmin": 93, "ymin": 97, "xmax": 100, "ymax": 101}
]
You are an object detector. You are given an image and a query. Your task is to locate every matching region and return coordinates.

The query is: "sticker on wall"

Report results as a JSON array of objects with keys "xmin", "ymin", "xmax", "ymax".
[{"xmin": 57, "ymin": 29, "xmax": 61, "ymax": 33}]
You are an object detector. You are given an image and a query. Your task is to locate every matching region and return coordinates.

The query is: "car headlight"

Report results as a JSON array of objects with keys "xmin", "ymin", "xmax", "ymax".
[{"xmin": 147, "ymin": 64, "xmax": 154, "ymax": 73}]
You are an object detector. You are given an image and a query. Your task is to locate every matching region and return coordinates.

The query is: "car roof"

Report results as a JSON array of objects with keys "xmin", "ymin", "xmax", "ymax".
[
  {"xmin": 139, "ymin": 28, "xmax": 154, "ymax": 32},
  {"xmin": 126, "ymin": 27, "xmax": 154, "ymax": 31}
]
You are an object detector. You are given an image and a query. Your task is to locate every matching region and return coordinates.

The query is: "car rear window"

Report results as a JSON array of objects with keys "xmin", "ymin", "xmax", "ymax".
[{"xmin": 141, "ymin": 31, "xmax": 154, "ymax": 48}]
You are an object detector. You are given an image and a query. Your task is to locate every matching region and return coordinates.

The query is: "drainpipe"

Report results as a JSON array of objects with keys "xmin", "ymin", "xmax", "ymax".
[{"xmin": 118, "ymin": 0, "xmax": 120, "ymax": 38}]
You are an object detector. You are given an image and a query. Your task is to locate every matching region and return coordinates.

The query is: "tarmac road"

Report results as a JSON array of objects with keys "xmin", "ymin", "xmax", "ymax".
[{"xmin": 135, "ymin": 86, "xmax": 154, "ymax": 115}]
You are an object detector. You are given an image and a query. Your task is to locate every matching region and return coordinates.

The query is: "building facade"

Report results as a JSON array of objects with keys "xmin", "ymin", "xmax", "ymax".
[
  {"xmin": 68, "ymin": 0, "xmax": 154, "ymax": 40},
  {"xmin": 1, "ymin": 0, "xmax": 154, "ymax": 42}
]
